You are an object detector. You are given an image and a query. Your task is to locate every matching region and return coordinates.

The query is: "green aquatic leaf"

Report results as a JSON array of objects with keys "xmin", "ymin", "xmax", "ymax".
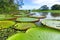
[
  {"xmin": 16, "ymin": 17, "xmax": 39, "ymax": 22},
  {"xmin": 14, "ymin": 23, "xmax": 36, "ymax": 30},
  {"xmin": 0, "ymin": 14, "xmax": 15, "ymax": 20},
  {"xmin": 41, "ymin": 19, "xmax": 60, "ymax": 29},
  {"xmin": 26, "ymin": 28, "xmax": 60, "ymax": 40},
  {"xmin": 0, "ymin": 21, "xmax": 15, "ymax": 29},
  {"xmin": 4, "ymin": 15, "xmax": 15, "ymax": 20},
  {"xmin": 6, "ymin": 33, "xmax": 31, "ymax": 40},
  {"xmin": 7, "ymin": 28, "xmax": 60, "ymax": 40},
  {"xmin": 30, "ymin": 15, "xmax": 45, "ymax": 19},
  {"xmin": 0, "ymin": 15, "xmax": 6, "ymax": 20}
]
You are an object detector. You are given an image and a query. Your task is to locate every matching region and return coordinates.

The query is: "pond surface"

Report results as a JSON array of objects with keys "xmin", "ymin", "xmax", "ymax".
[{"xmin": 30, "ymin": 12, "xmax": 60, "ymax": 26}]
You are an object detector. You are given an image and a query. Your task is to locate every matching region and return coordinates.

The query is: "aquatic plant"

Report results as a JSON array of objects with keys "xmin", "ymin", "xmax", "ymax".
[
  {"xmin": 7, "ymin": 28, "xmax": 60, "ymax": 40},
  {"xmin": 16, "ymin": 17, "xmax": 39, "ymax": 22},
  {"xmin": 14, "ymin": 23, "xmax": 36, "ymax": 30},
  {"xmin": 0, "ymin": 21, "xmax": 15, "ymax": 29},
  {"xmin": 41, "ymin": 19, "xmax": 60, "ymax": 29}
]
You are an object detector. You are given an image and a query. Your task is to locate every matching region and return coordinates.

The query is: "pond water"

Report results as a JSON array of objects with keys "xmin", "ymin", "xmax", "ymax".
[{"xmin": 30, "ymin": 12, "xmax": 60, "ymax": 26}]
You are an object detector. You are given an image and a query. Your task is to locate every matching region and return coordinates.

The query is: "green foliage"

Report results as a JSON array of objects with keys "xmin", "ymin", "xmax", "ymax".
[
  {"xmin": 32, "ymin": 10, "xmax": 60, "ymax": 13},
  {"xmin": 14, "ymin": 23, "xmax": 36, "ymax": 30},
  {"xmin": 51, "ymin": 4, "xmax": 60, "ymax": 10},
  {"xmin": 40, "ymin": 5, "xmax": 49, "ymax": 10},
  {"xmin": 0, "ymin": 0, "xmax": 18, "ymax": 14},
  {"xmin": 7, "ymin": 28, "xmax": 60, "ymax": 40},
  {"xmin": 0, "ymin": 21, "xmax": 15, "ymax": 29}
]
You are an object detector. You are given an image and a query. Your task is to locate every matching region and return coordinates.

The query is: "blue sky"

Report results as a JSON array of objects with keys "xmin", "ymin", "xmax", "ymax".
[{"xmin": 19, "ymin": 0, "xmax": 60, "ymax": 10}]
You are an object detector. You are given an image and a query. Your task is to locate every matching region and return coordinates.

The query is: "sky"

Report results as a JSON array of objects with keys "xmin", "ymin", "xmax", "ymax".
[{"xmin": 19, "ymin": 0, "xmax": 60, "ymax": 10}]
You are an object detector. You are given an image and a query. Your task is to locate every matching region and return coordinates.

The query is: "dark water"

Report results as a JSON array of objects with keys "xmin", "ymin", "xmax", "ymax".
[{"xmin": 30, "ymin": 12, "xmax": 60, "ymax": 26}]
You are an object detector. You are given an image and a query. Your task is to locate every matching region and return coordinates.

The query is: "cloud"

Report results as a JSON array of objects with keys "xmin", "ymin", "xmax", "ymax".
[
  {"xmin": 31, "ymin": 0, "xmax": 60, "ymax": 7},
  {"xmin": 20, "ymin": 5, "xmax": 40, "ymax": 10},
  {"xmin": 20, "ymin": 0, "xmax": 60, "ymax": 10}
]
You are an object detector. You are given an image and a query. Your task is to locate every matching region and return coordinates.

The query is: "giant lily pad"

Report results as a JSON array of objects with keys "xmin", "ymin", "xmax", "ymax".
[
  {"xmin": 0, "ymin": 21, "xmax": 15, "ymax": 29},
  {"xmin": 7, "ymin": 28, "xmax": 60, "ymax": 40},
  {"xmin": 14, "ymin": 23, "xmax": 36, "ymax": 30},
  {"xmin": 26, "ymin": 28, "xmax": 60, "ymax": 40},
  {"xmin": 16, "ymin": 17, "xmax": 39, "ymax": 22},
  {"xmin": 0, "ymin": 15, "xmax": 6, "ymax": 20},
  {"xmin": 7, "ymin": 33, "xmax": 30, "ymax": 40},
  {"xmin": 0, "ymin": 14, "xmax": 16, "ymax": 20},
  {"xmin": 5, "ymin": 15, "xmax": 16, "ymax": 20},
  {"xmin": 41, "ymin": 19, "xmax": 60, "ymax": 30},
  {"xmin": 14, "ymin": 12, "xmax": 29, "ymax": 17},
  {"xmin": 30, "ymin": 15, "xmax": 46, "ymax": 19}
]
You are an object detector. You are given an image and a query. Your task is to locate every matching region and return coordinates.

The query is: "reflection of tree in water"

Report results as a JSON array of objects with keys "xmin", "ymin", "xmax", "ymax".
[
  {"xmin": 51, "ymin": 13, "xmax": 60, "ymax": 17},
  {"xmin": 40, "ymin": 12, "xmax": 48, "ymax": 16}
]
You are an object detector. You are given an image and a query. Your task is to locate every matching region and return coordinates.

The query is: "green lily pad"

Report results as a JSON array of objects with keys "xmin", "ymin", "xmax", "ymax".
[
  {"xmin": 14, "ymin": 23, "xmax": 36, "ymax": 30},
  {"xmin": 14, "ymin": 15, "xmax": 28, "ymax": 17},
  {"xmin": 6, "ymin": 33, "xmax": 30, "ymax": 40},
  {"xmin": 41, "ymin": 19, "xmax": 60, "ymax": 30},
  {"xmin": 5, "ymin": 15, "xmax": 15, "ymax": 20},
  {"xmin": 16, "ymin": 17, "xmax": 39, "ymax": 22},
  {"xmin": 0, "ymin": 14, "xmax": 15, "ymax": 20},
  {"xmin": 7, "ymin": 28, "xmax": 60, "ymax": 40},
  {"xmin": 14, "ymin": 12, "xmax": 29, "ymax": 17},
  {"xmin": 26, "ymin": 28, "xmax": 60, "ymax": 40},
  {"xmin": 0, "ymin": 21, "xmax": 15, "ymax": 29},
  {"xmin": 0, "ymin": 15, "xmax": 6, "ymax": 20},
  {"xmin": 30, "ymin": 16, "xmax": 46, "ymax": 19}
]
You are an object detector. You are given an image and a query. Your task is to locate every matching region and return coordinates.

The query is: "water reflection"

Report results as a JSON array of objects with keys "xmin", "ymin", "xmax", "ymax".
[
  {"xmin": 40, "ymin": 12, "xmax": 48, "ymax": 16},
  {"xmin": 51, "ymin": 13, "xmax": 60, "ymax": 17},
  {"xmin": 31, "ymin": 12, "xmax": 60, "ymax": 26},
  {"xmin": 46, "ymin": 12, "xmax": 53, "ymax": 19},
  {"xmin": 30, "ymin": 12, "xmax": 60, "ymax": 19}
]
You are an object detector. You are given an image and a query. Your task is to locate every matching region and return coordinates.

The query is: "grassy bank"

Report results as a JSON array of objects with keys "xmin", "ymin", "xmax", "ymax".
[{"xmin": 32, "ymin": 10, "xmax": 60, "ymax": 13}]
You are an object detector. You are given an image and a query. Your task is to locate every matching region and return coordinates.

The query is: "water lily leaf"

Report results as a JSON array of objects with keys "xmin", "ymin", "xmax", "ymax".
[
  {"xmin": 0, "ymin": 14, "xmax": 15, "ymax": 20},
  {"xmin": 6, "ymin": 33, "xmax": 31, "ymax": 40},
  {"xmin": 30, "ymin": 15, "xmax": 46, "ymax": 19},
  {"xmin": 7, "ymin": 28, "xmax": 60, "ymax": 40},
  {"xmin": 0, "ymin": 15, "xmax": 6, "ymax": 20},
  {"xmin": 26, "ymin": 28, "xmax": 60, "ymax": 40},
  {"xmin": 14, "ymin": 23, "xmax": 36, "ymax": 30},
  {"xmin": 0, "ymin": 21, "xmax": 15, "ymax": 29},
  {"xmin": 41, "ymin": 19, "xmax": 60, "ymax": 30},
  {"xmin": 4, "ymin": 15, "xmax": 15, "ymax": 20},
  {"xmin": 16, "ymin": 17, "xmax": 39, "ymax": 22}
]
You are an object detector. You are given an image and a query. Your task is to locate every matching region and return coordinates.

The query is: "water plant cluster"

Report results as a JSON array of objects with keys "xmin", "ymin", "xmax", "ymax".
[
  {"xmin": 0, "ymin": 12, "xmax": 60, "ymax": 40},
  {"xmin": 0, "ymin": 12, "xmax": 40, "ymax": 40}
]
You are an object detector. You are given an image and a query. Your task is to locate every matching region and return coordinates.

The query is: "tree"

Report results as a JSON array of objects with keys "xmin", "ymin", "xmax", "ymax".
[
  {"xmin": 51, "ymin": 4, "xmax": 60, "ymax": 10},
  {"xmin": 0, "ymin": 0, "xmax": 24, "ymax": 14},
  {"xmin": 40, "ymin": 5, "xmax": 49, "ymax": 10}
]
